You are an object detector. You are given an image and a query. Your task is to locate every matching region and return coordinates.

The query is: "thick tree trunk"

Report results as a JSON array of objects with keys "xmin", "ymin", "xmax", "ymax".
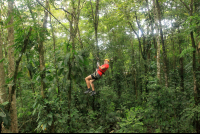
[
  {"xmin": 7, "ymin": 0, "xmax": 18, "ymax": 132},
  {"xmin": 153, "ymin": 0, "xmax": 161, "ymax": 84}
]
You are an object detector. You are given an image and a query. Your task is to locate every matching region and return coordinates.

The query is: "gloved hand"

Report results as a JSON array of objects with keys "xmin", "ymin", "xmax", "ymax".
[
  {"xmin": 96, "ymin": 57, "xmax": 100, "ymax": 68},
  {"xmin": 97, "ymin": 61, "xmax": 100, "ymax": 68}
]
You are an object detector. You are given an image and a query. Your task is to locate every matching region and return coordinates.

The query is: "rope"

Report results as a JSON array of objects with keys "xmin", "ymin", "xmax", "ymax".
[
  {"xmin": 36, "ymin": 0, "xmax": 103, "ymax": 54},
  {"xmin": 36, "ymin": 0, "xmax": 70, "ymax": 32},
  {"xmin": 36, "ymin": 0, "xmax": 86, "ymax": 45}
]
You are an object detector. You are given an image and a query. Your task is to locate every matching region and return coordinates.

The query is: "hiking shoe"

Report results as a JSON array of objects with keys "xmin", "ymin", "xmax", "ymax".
[
  {"xmin": 90, "ymin": 91, "xmax": 96, "ymax": 96},
  {"xmin": 84, "ymin": 89, "xmax": 92, "ymax": 94}
]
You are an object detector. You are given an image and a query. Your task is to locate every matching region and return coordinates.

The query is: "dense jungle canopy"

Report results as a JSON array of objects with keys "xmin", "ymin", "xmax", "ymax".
[{"xmin": 0, "ymin": 0, "xmax": 200, "ymax": 133}]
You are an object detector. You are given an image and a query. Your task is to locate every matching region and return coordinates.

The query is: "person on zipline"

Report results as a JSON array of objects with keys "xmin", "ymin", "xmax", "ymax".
[{"xmin": 84, "ymin": 59, "xmax": 110, "ymax": 96}]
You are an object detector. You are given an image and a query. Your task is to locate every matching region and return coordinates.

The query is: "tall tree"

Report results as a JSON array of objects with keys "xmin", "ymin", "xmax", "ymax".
[
  {"xmin": 180, "ymin": 0, "xmax": 200, "ymax": 132},
  {"xmin": 38, "ymin": 0, "xmax": 49, "ymax": 98},
  {"xmin": 178, "ymin": 26, "xmax": 184, "ymax": 92},
  {"xmin": 7, "ymin": 0, "xmax": 18, "ymax": 132},
  {"xmin": 65, "ymin": 0, "xmax": 82, "ymax": 126},
  {"xmin": 153, "ymin": 0, "xmax": 161, "ymax": 83},
  {"xmin": 156, "ymin": 0, "xmax": 168, "ymax": 87}
]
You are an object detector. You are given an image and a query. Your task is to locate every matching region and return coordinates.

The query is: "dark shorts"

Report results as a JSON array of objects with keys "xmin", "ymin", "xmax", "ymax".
[{"xmin": 91, "ymin": 71, "xmax": 101, "ymax": 80}]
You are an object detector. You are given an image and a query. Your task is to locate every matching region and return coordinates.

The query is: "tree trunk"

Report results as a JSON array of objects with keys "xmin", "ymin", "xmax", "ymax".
[
  {"xmin": 39, "ymin": 0, "xmax": 49, "ymax": 98},
  {"xmin": 26, "ymin": 54, "xmax": 35, "ymax": 95},
  {"xmin": 153, "ymin": 0, "xmax": 161, "ymax": 84},
  {"xmin": 178, "ymin": 27, "xmax": 184, "ymax": 92},
  {"xmin": 90, "ymin": 0, "xmax": 100, "ymax": 58},
  {"xmin": 65, "ymin": 0, "xmax": 81, "ymax": 127},
  {"xmin": 49, "ymin": 6, "xmax": 60, "ymax": 99},
  {"xmin": 7, "ymin": 0, "xmax": 18, "ymax": 132},
  {"xmin": 77, "ymin": 26, "xmax": 83, "ymax": 48},
  {"xmin": 156, "ymin": 0, "xmax": 168, "ymax": 87}
]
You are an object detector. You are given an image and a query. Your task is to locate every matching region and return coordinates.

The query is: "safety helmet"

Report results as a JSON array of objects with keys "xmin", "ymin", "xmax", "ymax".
[{"xmin": 104, "ymin": 59, "xmax": 109, "ymax": 62}]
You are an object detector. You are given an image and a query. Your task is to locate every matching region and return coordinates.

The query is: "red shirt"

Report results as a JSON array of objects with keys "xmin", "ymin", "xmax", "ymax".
[{"xmin": 97, "ymin": 64, "xmax": 109, "ymax": 76}]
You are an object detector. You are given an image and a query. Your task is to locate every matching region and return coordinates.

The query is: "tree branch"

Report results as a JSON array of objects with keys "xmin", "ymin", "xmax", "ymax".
[
  {"xmin": 18, "ymin": 118, "xmax": 33, "ymax": 131},
  {"xmin": 179, "ymin": 0, "xmax": 191, "ymax": 11},
  {"xmin": 135, "ymin": 11, "xmax": 145, "ymax": 38},
  {"xmin": 36, "ymin": 0, "xmax": 70, "ymax": 33},
  {"xmin": 49, "ymin": 0, "xmax": 72, "ymax": 16}
]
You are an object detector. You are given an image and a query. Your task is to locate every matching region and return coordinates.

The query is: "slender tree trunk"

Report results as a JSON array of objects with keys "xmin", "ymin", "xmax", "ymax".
[
  {"xmin": 65, "ymin": 0, "xmax": 81, "ymax": 127},
  {"xmin": 156, "ymin": 0, "xmax": 168, "ymax": 87},
  {"xmin": 90, "ymin": 0, "xmax": 99, "ymax": 58},
  {"xmin": 178, "ymin": 27, "xmax": 184, "ymax": 92},
  {"xmin": 49, "ymin": 8, "xmax": 58, "ymax": 133},
  {"xmin": 39, "ymin": 0, "xmax": 49, "ymax": 98},
  {"xmin": 77, "ymin": 26, "xmax": 83, "ymax": 48},
  {"xmin": 26, "ymin": 54, "xmax": 35, "ymax": 94},
  {"xmin": 172, "ymin": 38, "xmax": 177, "ymax": 88},
  {"xmin": 95, "ymin": 0, "xmax": 99, "ymax": 58},
  {"xmin": 50, "ymin": 7, "xmax": 60, "ymax": 99},
  {"xmin": 131, "ymin": 32, "xmax": 137, "ymax": 99}
]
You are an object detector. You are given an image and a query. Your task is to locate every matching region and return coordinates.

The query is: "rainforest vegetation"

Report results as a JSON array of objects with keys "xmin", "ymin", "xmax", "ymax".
[{"xmin": 0, "ymin": 0, "xmax": 200, "ymax": 133}]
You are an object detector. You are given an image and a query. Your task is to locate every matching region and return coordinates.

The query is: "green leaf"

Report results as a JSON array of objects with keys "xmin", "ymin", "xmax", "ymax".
[
  {"xmin": 179, "ymin": 46, "xmax": 195, "ymax": 58},
  {"xmin": 47, "ymin": 113, "xmax": 53, "ymax": 118},
  {"xmin": 78, "ymin": 55, "xmax": 84, "ymax": 62},
  {"xmin": 0, "ymin": 112, "xmax": 6, "ymax": 117},
  {"xmin": 17, "ymin": 72, "xmax": 23, "ymax": 79},
  {"xmin": 27, "ymin": 111, "xmax": 31, "ymax": 115},
  {"xmin": 38, "ymin": 121, "xmax": 43, "ymax": 129},
  {"xmin": 2, "ymin": 116, "xmax": 8, "ymax": 125},
  {"xmin": 0, "ymin": 58, "xmax": 5, "ymax": 63},
  {"xmin": 2, "ymin": 101, "xmax": 9, "ymax": 106},
  {"xmin": 48, "ymin": 118, "xmax": 53, "ymax": 126}
]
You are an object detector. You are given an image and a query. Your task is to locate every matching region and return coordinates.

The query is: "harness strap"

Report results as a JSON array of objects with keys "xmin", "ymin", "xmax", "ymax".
[{"xmin": 98, "ymin": 69, "xmax": 105, "ymax": 75}]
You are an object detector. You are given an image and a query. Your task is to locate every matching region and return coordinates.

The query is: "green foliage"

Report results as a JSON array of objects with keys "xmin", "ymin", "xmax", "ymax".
[
  {"xmin": 117, "ymin": 107, "xmax": 146, "ymax": 133},
  {"xmin": 1, "ymin": 0, "xmax": 200, "ymax": 133},
  {"xmin": 0, "ymin": 102, "xmax": 11, "ymax": 129},
  {"xmin": 179, "ymin": 46, "xmax": 195, "ymax": 58}
]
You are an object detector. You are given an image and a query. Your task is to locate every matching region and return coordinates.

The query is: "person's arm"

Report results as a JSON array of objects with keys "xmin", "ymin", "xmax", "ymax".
[{"xmin": 98, "ymin": 65, "xmax": 106, "ymax": 70}]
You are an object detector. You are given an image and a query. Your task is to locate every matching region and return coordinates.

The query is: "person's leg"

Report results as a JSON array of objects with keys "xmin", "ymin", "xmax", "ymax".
[
  {"xmin": 90, "ymin": 79, "xmax": 95, "ymax": 91},
  {"xmin": 85, "ymin": 75, "xmax": 93, "ymax": 89},
  {"xmin": 90, "ymin": 79, "xmax": 97, "ymax": 96}
]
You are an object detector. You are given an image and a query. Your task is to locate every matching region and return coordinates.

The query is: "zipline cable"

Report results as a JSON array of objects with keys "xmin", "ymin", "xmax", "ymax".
[
  {"xmin": 36, "ymin": 0, "xmax": 87, "ymax": 46},
  {"xmin": 36, "ymin": 0, "xmax": 102, "ymax": 58},
  {"xmin": 36, "ymin": 0, "xmax": 70, "ymax": 33}
]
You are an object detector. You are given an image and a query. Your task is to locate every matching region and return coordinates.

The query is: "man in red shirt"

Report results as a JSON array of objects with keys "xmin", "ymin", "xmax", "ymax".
[{"xmin": 84, "ymin": 59, "xmax": 109, "ymax": 96}]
